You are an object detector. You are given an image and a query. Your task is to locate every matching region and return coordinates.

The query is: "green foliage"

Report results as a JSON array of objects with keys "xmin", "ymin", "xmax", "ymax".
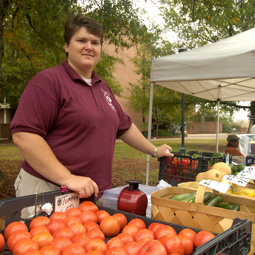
[{"xmin": 0, "ymin": 0, "xmax": 150, "ymax": 109}]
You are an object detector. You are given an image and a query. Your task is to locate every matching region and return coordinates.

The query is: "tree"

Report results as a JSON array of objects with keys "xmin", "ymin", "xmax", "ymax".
[
  {"xmin": 158, "ymin": 0, "xmax": 255, "ymax": 116},
  {"xmin": 0, "ymin": 0, "xmax": 149, "ymax": 112}
]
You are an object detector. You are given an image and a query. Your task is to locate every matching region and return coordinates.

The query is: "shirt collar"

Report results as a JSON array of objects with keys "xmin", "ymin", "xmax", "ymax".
[{"xmin": 62, "ymin": 60, "xmax": 101, "ymax": 86}]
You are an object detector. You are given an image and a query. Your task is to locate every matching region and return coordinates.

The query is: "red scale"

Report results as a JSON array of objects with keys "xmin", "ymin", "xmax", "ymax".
[{"xmin": 117, "ymin": 180, "xmax": 148, "ymax": 216}]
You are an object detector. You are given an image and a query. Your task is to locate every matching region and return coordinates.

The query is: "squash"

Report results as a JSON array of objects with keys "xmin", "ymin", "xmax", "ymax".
[
  {"xmin": 211, "ymin": 162, "xmax": 231, "ymax": 177},
  {"xmin": 196, "ymin": 169, "xmax": 222, "ymax": 182}
]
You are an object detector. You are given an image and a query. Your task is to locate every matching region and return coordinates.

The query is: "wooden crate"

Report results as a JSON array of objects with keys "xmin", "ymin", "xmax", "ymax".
[{"xmin": 151, "ymin": 186, "xmax": 255, "ymax": 255}]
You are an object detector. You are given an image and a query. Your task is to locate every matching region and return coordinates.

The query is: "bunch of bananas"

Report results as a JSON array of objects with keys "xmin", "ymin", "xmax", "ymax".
[{"xmin": 227, "ymin": 188, "xmax": 255, "ymax": 197}]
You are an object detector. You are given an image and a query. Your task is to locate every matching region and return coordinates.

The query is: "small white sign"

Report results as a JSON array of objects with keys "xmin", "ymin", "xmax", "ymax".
[
  {"xmin": 55, "ymin": 192, "xmax": 80, "ymax": 212},
  {"xmin": 222, "ymin": 174, "xmax": 249, "ymax": 187},
  {"xmin": 199, "ymin": 179, "xmax": 231, "ymax": 193},
  {"xmin": 236, "ymin": 166, "xmax": 255, "ymax": 180}
]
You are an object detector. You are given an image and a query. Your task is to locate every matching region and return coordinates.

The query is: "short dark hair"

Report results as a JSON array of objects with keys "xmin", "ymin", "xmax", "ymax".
[{"xmin": 64, "ymin": 14, "xmax": 104, "ymax": 46}]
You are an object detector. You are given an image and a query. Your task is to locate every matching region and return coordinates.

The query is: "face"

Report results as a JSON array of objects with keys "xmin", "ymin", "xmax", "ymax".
[
  {"xmin": 231, "ymin": 139, "xmax": 239, "ymax": 148},
  {"xmin": 65, "ymin": 27, "xmax": 102, "ymax": 78}
]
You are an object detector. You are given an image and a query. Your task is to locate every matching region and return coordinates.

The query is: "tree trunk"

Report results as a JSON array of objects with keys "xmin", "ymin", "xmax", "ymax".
[
  {"xmin": 0, "ymin": 0, "xmax": 8, "ymax": 75},
  {"xmin": 201, "ymin": 107, "xmax": 205, "ymax": 133}
]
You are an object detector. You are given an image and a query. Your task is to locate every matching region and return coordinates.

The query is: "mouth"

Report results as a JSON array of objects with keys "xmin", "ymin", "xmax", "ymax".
[{"xmin": 82, "ymin": 54, "xmax": 93, "ymax": 58}]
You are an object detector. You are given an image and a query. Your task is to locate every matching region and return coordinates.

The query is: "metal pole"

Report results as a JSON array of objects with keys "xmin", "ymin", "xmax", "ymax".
[
  {"xmin": 180, "ymin": 93, "xmax": 186, "ymax": 152},
  {"xmin": 146, "ymin": 83, "xmax": 154, "ymax": 185}
]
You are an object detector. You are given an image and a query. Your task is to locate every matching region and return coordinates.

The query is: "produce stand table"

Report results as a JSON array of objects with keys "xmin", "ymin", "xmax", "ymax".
[{"xmin": 0, "ymin": 190, "xmax": 252, "ymax": 255}]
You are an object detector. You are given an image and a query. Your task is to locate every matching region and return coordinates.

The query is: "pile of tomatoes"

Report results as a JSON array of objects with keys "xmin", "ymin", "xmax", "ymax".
[
  {"xmin": 0, "ymin": 200, "xmax": 217, "ymax": 255},
  {"xmin": 165, "ymin": 157, "xmax": 199, "ymax": 182}
]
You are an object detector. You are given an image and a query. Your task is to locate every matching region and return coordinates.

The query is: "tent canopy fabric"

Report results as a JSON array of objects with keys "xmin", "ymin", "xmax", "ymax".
[{"xmin": 150, "ymin": 27, "xmax": 255, "ymax": 102}]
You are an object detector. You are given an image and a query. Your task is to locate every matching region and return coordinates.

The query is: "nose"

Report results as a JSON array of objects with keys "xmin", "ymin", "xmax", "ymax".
[{"xmin": 84, "ymin": 41, "xmax": 93, "ymax": 50}]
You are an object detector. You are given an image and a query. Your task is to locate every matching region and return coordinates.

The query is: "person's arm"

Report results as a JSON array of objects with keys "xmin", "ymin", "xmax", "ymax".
[
  {"xmin": 119, "ymin": 123, "xmax": 174, "ymax": 158},
  {"xmin": 12, "ymin": 132, "xmax": 98, "ymax": 198}
]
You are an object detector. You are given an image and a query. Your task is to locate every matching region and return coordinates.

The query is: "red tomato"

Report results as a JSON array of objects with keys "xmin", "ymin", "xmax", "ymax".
[
  {"xmin": 193, "ymin": 230, "xmax": 215, "ymax": 247},
  {"xmin": 155, "ymin": 225, "xmax": 177, "ymax": 240},
  {"xmin": 40, "ymin": 245, "xmax": 61, "ymax": 255},
  {"xmin": 84, "ymin": 221, "xmax": 100, "ymax": 232},
  {"xmin": 86, "ymin": 227, "xmax": 105, "ymax": 241},
  {"xmin": 138, "ymin": 239, "xmax": 167, "ymax": 255},
  {"xmin": 182, "ymin": 158, "xmax": 191, "ymax": 165},
  {"xmin": 68, "ymin": 222, "xmax": 86, "ymax": 236},
  {"xmin": 128, "ymin": 218, "xmax": 146, "ymax": 230},
  {"xmin": 117, "ymin": 232, "xmax": 134, "ymax": 245},
  {"xmin": 86, "ymin": 250, "xmax": 104, "ymax": 255},
  {"xmin": 26, "ymin": 250, "xmax": 44, "ymax": 255},
  {"xmin": 95, "ymin": 210, "xmax": 111, "ymax": 224},
  {"xmin": 79, "ymin": 210, "xmax": 97, "ymax": 224},
  {"xmin": 50, "ymin": 236, "xmax": 72, "ymax": 252},
  {"xmin": 64, "ymin": 216, "xmax": 82, "ymax": 227},
  {"xmin": 79, "ymin": 201, "xmax": 99, "ymax": 213},
  {"xmin": 53, "ymin": 227, "xmax": 75, "ymax": 240},
  {"xmin": 30, "ymin": 226, "xmax": 50, "ymax": 238},
  {"xmin": 62, "ymin": 243, "xmax": 86, "ymax": 255},
  {"xmin": 4, "ymin": 221, "xmax": 28, "ymax": 240},
  {"xmin": 84, "ymin": 238, "xmax": 108, "ymax": 254},
  {"xmin": 107, "ymin": 236, "xmax": 124, "ymax": 249},
  {"xmin": 32, "ymin": 232, "xmax": 54, "ymax": 248},
  {"xmin": 29, "ymin": 216, "xmax": 51, "ymax": 230},
  {"xmin": 133, "ymin": 228, "xmax": 154, "ymax": 242},
  {"xmin": 49, "ymin": 212, "xmax": 67, "ymax": 222},
  {"xmin": 178, "ymin": 228, "xmax": 196, "ymax": 242},
  {"xmin": 72, "ymin": 233, "xmax": 90, "ymax": 246},
  {"xmin": 65, "ymin": 207, "xmax": 81, "ymax": 217},
  {"xmin": 100, "ymin": 216, "xmax": 121, "ymax": 237},
  {"xmin": 113, "ymin": 213, "xmax": 128, "ymax": 230},
  {"xmin": 0, "ymin": 233, "xmax": 4, "ymax": 252},
  {"xmin": 172, "ymin": 157, "xmax": 177, "ymax": 164},
  {"xmin": 46, "ymin": 219, "xmax": 66, "ymax": 234},
  {"xmin": 122, "ymin": 224, "xmax": 139, "ymax": 237},
  {"xmin": 105, "ymin": 247, "xmax": 128, "ymax": 255},
  {"xmin": 7, "ymin": 230, "xmax": 32, "ymax": 251},
  {"xmin": 12, "ymin": 238, "xmax": 40, "ymax": 255},
  {"xmin": 179, "ymin": 235, "xmax": 193, "ymax": 255},
  {"xmin": 148, "ymin": 222, "xmax": 165, "ymax": 234},
  {"xmin": 123, "ymin": 241, "xmax": 143, "ymax": 255},
  {"xmin": 159, "ymin": 235, "xmax": 184, "ymax": 255}
]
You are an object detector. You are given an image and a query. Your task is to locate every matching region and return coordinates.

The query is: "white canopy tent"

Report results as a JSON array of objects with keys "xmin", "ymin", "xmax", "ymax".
[{"xmin": 146, "ymin": 27, "xmax": 255, "ymax": 184}]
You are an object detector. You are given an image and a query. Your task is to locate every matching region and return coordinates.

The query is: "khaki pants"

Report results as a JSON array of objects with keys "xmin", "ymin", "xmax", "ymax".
[{"xmin": 14, "ymin": 168, "xmax": 59, "ymax": 218}]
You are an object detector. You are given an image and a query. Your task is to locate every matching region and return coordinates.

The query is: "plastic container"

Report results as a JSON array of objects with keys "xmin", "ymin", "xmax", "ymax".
[
  {"xmin": 159, "ymin": 151, "xmax": 227, "ymax": 186},
  {"xmin": 0, "ymin": 190, "xmax": 251, "ymax": 255},
  {"xmin": 102, "ymin": 184, "xmax": 159, "ymax": 217}
]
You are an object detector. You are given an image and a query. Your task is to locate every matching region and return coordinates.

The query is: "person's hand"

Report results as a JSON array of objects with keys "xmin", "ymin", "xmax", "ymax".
[
  {"xmin": 64, "ymin": 174, "xmax": 99, "ymax": 198},
  {"xmin": 156, "ymin": 144, "xmax": 174, "ymax": 158}
]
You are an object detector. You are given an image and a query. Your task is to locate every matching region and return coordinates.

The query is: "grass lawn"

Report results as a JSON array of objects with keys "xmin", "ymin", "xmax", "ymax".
[{"xmin": 0, "ymin": 138, "xmax": 226, "ymax": 199}]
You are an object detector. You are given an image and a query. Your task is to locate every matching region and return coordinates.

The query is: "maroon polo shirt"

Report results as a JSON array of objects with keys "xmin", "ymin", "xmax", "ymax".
[{"xmin": 10, "ymin": 61, "xmax": 132, "ymax": 197}]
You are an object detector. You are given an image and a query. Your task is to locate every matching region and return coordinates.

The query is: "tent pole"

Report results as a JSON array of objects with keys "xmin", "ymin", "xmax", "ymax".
[
  {"xmin": 216, "ymin": 100, "xmax": 220, "ymax": 152},
  {"xmin": 146, "ymin": 82, "xmax": 154, "ymax": 185}
]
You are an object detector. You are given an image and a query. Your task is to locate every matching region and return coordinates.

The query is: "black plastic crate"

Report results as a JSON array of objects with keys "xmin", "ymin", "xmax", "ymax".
[
  {"xmin": 159, "ymin": 151, "xmax": 227, "ymax": 186},
  {"xmin": 0, "ymin": 190, "xmax": 251, "ymax": 255}
]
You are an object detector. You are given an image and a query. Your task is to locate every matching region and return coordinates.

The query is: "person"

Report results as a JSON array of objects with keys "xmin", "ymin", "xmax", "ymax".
[
  {"xmin": 10, "ymin": 14, "xmax": 173, "ymax": 202},
  {"xmin": 224, "ymin": 134, "xmax": 244, "ymax": 156},
  {"xmin": 250, "ymin": 124, "xmax": 255, "ymax": 134}
]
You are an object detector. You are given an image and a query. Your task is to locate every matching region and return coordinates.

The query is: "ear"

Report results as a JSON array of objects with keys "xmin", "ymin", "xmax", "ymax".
[{"xmin": 64, "ymin": 43, "xmax": 69, "ymax": 53}]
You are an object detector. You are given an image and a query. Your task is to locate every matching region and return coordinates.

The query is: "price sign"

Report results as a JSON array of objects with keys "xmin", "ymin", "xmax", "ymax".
[
  {"xmin": 199, "ymin": 179, "xmax": 231, "ymax": 193},
  {"xmin": 222, "ymin": 174, "xmax": 249, "ymax": 187},
  {"xmin": 55, "ymin": 192, "xmax": 80, "ymax": 212},
  {"xmin": 236, "ymin": 166, "xmax": 255, "ymax": 180}
]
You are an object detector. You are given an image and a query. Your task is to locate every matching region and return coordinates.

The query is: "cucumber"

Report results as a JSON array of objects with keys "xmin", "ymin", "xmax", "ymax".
[
  {"xmin": 180, "ymin": 192, "xmax": 197, "ymax": 203},
  {"xmin": 203, "ymin": 192, "xmax": 213, "ymax": 203},
  {"xmin": 217, "ymin": 204, "xmax": 235, "ymax": 210},
  {"xmin": 170, "ymin": 193, "xmax": 190, "ymax": 201},
  {"xmin": 205, "ymin": 196, "xmax": 222, "ymax": 206},
  {"xmin": 232, "ymin": 205, "xmax": 240, "ymax": 211}
]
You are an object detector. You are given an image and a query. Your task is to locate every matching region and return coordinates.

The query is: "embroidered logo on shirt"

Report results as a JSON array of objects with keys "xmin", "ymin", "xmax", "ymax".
[{"xmin": 101, "ymin": 89, "xmax": 116, "ymax": 111}]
